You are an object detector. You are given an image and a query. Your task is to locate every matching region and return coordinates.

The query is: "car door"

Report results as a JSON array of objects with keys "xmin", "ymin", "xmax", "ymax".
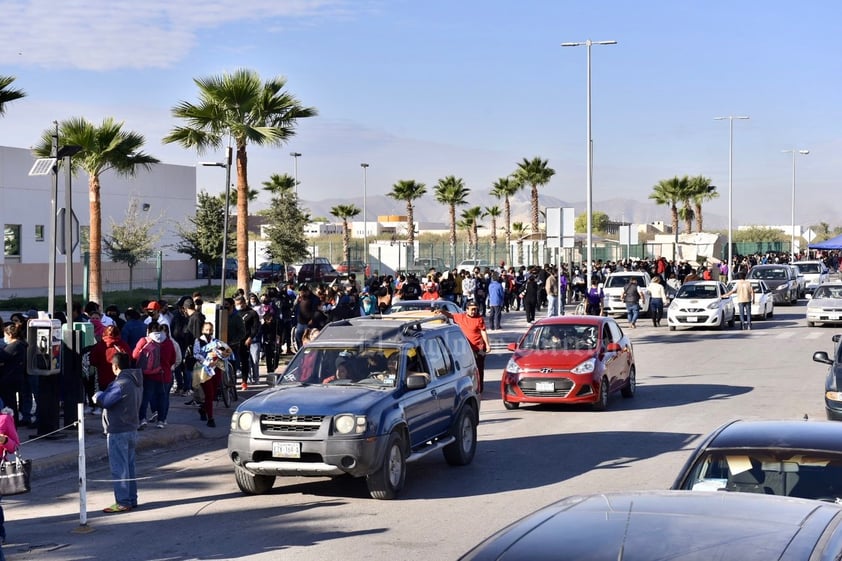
[
  {"xmin": 422, "ymin": 336, "xmax": 459, "ymax": 436},
  {"xmin": 400, "ymin": 346, "xmax": 441, "ymax": 448},
  {"xmin": 606, "ymin": 320, "xmax": 630, "ymax": 389}
]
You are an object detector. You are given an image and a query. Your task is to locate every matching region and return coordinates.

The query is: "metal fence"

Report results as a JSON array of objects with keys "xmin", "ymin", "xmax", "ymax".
[{"xmin": 83, "ymin": 251, "xmax": 163, "ymax": 300}]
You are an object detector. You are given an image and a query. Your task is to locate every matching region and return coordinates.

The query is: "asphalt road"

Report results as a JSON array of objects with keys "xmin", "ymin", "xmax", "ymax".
[{"xmin": 5, "ymin": 300, "xmax": 837, "ymax": 561}]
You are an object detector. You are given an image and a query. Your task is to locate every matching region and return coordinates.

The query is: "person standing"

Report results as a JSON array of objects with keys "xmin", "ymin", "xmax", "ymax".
[
  {"xmin": 647, "ymin": 276, "xmax": 666, "ymax": 327},
  {"xmin": 93, "ymin": 352, "xmax": 142, "ymax": 513},
  {"xmin": 725, "ymin": 272, "xmax": 755, "ymax": 330},
  {"xmin": 440, "ymin": 302, "xmax": 491, "ymax": 393},
  {"xmin": 487, "ymin": 273, "xmax": 505, "ymax": 330},
  {"xmin": 0, "ymin": 323, "xmax": 27, "ymax": 426},
  {"xmin": 521, "ymin": 275, "xmax": 539, "ymax": 323},
  {"xmin": 0, "ymin": 397, "xmax": 20, "ymax": 551},
  {"xmin": 585, "ymin": 279, "xmax": 604, "ymax": 316},
  {"xmin": 622, "ymin": 277, "xmax": 644, "ymax": 329},
  {"xmin": 545, "ymin": 268, "xmax": 559, "ymax": 318}
]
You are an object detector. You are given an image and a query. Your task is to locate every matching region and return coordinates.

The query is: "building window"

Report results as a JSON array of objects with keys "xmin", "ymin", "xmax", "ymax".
[
  {"xmin": 35, "ymin": 225, "xmax": 45, "ymax": 242},
  {"xmin": 4, "ymin": 224, "xmax": 21, "ymax": 257}
]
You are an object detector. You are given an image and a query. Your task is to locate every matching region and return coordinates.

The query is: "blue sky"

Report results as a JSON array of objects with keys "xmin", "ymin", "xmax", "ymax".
[{"xmin": 1, "ymin": 0, "xmax": 840, "ymax": 227}]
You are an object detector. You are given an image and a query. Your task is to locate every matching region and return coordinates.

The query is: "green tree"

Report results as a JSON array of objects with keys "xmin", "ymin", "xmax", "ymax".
[
  {"xmin": 678, "ymin": 203, "xmax": 695, "ymax": 234},
  {"xmin": 102, "ymin": 198, "xmax": 161, "ymax": 291},
  {"xmin": 511, "ymin": 222, "xmax": 530, "ymax": 265},
  {"xmin": 164, "ymin": 68, "xmax": 317, "ymax": 292},
  {"xmin": 330, "ymin": 204, "xmax": 361, "ymax": 265},
  {"xmin": 514, "ymin": 157, "xmax": 555, "ymax": 235},
  {"xmin": 688, "ymin": 175, "xmax": 718, "ymax": 232},
  {"xmin": 263, "ymin": 190, "xmax": 311, "ymax": 266},
  {"xmin": 434, "ymin": 176, "xmax": 470, "ymax": 266},
  {"xmin": 733, "ymin": 227, "xmax": 788, "ymax": 243},
  {"xmin": 387, "ymin": 179, "xmax": 427, "ymax": 252},
  {"xmin": 574, "ymin": 211, "xmax": 611, "ymax": 234},
  {"xmin": 649, "ymin": 175, "xmax": 689, "ymax": 237},
  {"xmin": 176, "ymin": 191, "xmax": 233, "ymax": 286},
  {"xmin": 491, "ymin": 176, "xmax": 522, "ymax": 252},
  {"xmin": 33, "ymin": 117, "xmax": 159, "ymax": 307},
  {"xmin": 262, "ymin": 173, "xmax": 297, "ymax": 195},
  {"xmin": 0, "ymin": 76, "xmax": 25, "ymax": 116}
]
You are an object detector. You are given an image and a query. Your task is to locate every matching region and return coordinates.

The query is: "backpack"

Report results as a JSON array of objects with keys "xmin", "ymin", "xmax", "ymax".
[{"xmin": 138, "ymin": 340, "xmax": 164, "ymax": 378}]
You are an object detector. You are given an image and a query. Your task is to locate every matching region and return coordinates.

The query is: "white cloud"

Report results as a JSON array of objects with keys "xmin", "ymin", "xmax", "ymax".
[{"xmin": 0, "ymin": 0, "xmax": 348, "ymax": 70}]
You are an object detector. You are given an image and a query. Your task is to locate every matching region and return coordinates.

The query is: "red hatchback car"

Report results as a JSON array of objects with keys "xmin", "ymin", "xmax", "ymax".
[{"xmin": 501, "ymin": 316, "xmax": 636, "ymax": 411}]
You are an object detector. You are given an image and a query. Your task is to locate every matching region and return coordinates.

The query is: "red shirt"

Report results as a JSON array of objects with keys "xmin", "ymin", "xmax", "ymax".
[{"xmin": 451, "ymin": 313, "xmax": 486, "ymax": 351}]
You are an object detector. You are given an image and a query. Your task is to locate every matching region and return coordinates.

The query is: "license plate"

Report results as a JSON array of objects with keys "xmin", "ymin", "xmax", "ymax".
[
  {"xmin": 272, "ymin": 442, "xmax": 301, "ymax": 458},
  {"xmin": 686, "ymin": 316, "xmax": 698, "ymax": 323},
  {"xmin": 536, "ymin": 381, "xmax": 555, "ymax": 392}
]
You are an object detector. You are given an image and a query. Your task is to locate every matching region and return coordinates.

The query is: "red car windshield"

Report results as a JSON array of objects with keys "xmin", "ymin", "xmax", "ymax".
[{"xmin": 520, "ymin": 324, "xmax": 597, "ymax": 351}]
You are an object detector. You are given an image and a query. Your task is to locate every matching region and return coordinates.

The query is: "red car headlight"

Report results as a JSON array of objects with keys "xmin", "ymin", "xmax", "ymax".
[
  {"xmin": 505, "ymin": 358, "xmax": 523, "ymax": 374},
  {"xmin": 571, "ymin": 358, "xmax": 596, "ymax": 375}
]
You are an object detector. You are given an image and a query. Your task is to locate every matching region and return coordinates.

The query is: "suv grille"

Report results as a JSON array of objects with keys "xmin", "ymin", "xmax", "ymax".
[{"xmin": 261, "ymin": 414, "xmax": 324, "ymax": 433}]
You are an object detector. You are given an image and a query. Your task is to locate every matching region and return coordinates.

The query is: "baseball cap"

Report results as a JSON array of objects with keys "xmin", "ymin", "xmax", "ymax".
[{"xmin": 146, "ymin": 301, "xmax": 161, "ymax": 312}]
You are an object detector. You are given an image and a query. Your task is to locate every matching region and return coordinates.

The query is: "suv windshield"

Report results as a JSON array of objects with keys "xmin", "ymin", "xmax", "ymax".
[
  {"xmin": 794, "ymin": 263, "xmax": 822, "ymax": 274},
  {"xmin": 749, "ymin": 268, "xmax": 788, "ymax": 280},
  {"xmin": 813, "ymin": 286, "xmax": 842, "ymax": 300},
  {"xmin": 277, "ymin": 345, "xmax": 406, "ymax": 387},
  {"xmin": 605, "ymin": 275, "xmax": 641, "ymax": 288}
]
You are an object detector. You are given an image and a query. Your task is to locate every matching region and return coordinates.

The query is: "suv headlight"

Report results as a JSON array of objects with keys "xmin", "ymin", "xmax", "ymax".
[
  {"xmin": 571, "ymin": 358, "xmax": 596, "ymax": 374},
  {"xmin": 505, "ymin": 357, "xmax": 523, "ymax": 374},
  {"xmin": 231, "ymin": 411, "xmax": 254, "ymax": 431},
  {"xmin": 334, "ymin": 414, "xmax": 367, "ymax": 435},
  {"xmin": 775, "ymin": 284, "xmax": 788, "ymax": 291}
]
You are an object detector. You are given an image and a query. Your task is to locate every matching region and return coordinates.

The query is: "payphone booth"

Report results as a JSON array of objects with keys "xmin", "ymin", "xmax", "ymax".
[{"xmin": 27, "ymin": 318, "xmax": 62, "ymax": 436}]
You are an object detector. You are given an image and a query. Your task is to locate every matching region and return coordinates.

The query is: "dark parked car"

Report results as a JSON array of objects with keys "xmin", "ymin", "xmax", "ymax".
[
  {"xmin": 252, "ymin": 262, "xmax": 288, "ymax": 283},
  {"xmin": 297, "ymin": 260, "xmax": 339, "ymax": 284},
  {"xmin": 335, "ymin": 259, "xmax": 370, "ymax": 277},
  {"xmin": 228, "ymin": 315, "xmax": 480, "ymax": 499},
  {"xmin": 671, "ymin": 419, "xmax": 842, "ymax": 500},
  {"xmin": 501, "ymin": 316, "xmax": 635, "ymax": 411},
  {"xmin": 197, "ymin": 257, "xmax": 237, "ymax": 280},
  {"xmin": 459, "ymin": 491, "xmax": 842, "ymax": 561},
  {"xmin": 814, "ymin": 334, "xmax": 842, "ymax": 420}
]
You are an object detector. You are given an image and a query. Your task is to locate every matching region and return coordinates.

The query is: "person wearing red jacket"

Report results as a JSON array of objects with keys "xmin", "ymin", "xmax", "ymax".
[
  {"xmin": 132, "ymin": 322, "xmax": 175, "ymax": 429},
  {"xmin": 0, "ymin": 399, "xmax": 20, "ymax": 546},
  {"xmin": 89, "ymin": 325, "xmax": 131, "ymax": 396}
]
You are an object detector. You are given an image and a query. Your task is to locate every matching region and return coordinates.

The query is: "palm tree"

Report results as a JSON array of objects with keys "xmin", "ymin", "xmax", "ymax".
[
  {"xmin": 33, "ymin": 117, "xmax": 159, "ymax": 307},
  {"xmin": 687, "ymin": 175, "xmax": 718, "ymax": 232},
  {"xmin": 164, "ymin": 68, "xmax": 317, "ymax": 291},
  {"xmin": 485, "ymin": 205, "xmax": 502, "ymax": 264},
  {"xmin": 456, "ymin": 217, "xmax": 473, "ymax": 259},
  {"xmin": 649, "ymin": 175, "xmax": 689, "ymax": 237},
  {"xmin": 463, "ymin": 206, "xmax": 484, "ymax": 260},
  {"xmin": 330, "ymin": 204, "xmax": 361, "ymax": 265},
  {"xmin": 262, "ymin": 173, "xmax": 296, "ymax": 195},
  {"xmin": 491, "ymin": 176, "xmax": 523, "ymax": 251},
  {"xmin": 0, "ymin": 76, "xmax": 25, "ymax": 116},
  {"xmin": 387, "ymin": 180, "xmax": 427, "ymax": 262},
  {"xmin": 511, "ymin": 222, "xmax": 530, "ymax": 266},
  {"xmin": 434, "ymin": 176, "xmax": 470, "ymax": 267},
  {"xmin": 678, "ymin": 204, "xmax": 695, "ymax": 234},
  {"xmin": 514, "ymin": 157, "xmax": 555, "ymax": 235}
]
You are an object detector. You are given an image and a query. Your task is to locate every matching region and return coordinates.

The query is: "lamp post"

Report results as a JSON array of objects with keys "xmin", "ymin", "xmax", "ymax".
[
  {"xmin": 783, "ymin": 148, "xmax": 809, "ymax": 262},
  {"xmin": 714, "ymin": 115, "xmax": 750, "ymax": 282},
  {"xmin": 361, "ymin": 163, "xmax": 369, "ymax": 269},
  {"xmin": 201, "ymin": 145, "xmax": 233, "ymax": 303},
  {"xmin": 290, "ymin": 152, "xmax": 301, "ymax": 197},
  {"xmin": 562, "ymin": 39, "xmax": 617, "ymax": 283}
]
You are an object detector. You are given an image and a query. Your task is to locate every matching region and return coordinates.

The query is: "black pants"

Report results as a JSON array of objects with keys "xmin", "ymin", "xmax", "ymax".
[{"xmin": 524, "ymin": 300, "xmax": 537, "ymax": 323}]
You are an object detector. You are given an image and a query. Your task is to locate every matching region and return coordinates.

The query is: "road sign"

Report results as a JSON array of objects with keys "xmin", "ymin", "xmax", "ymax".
[
  {"xmin": 804, "ymin": 228, "xmax": 816, "ymax": 243},
  {"xmin": 57, "ymin": 208, "xmax": 79, "ymax": 255}
]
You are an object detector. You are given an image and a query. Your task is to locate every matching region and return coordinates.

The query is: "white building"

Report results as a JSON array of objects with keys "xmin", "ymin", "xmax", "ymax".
[
  {"xmin": 0, "ymin": 145, "xmax": 196, "ymax": 294},
  {"xmin": 304, "ymin": 222, "xmax": 341, "ymax": 237}
]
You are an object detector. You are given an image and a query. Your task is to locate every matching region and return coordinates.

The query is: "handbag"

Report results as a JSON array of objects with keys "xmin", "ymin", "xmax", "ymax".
[{"xmin": 0, "ymin": 452, "xmax": 32, "ymax": 496}]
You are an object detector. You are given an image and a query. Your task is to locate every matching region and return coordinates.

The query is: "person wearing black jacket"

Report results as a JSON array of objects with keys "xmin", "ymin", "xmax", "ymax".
[
  {"xmin": 234, "ymin": 295, "xmax": 260, "ymax": 389},
  {"xmin": 0, "ymin": 323, "xmax": 28, "ymax": 426}
]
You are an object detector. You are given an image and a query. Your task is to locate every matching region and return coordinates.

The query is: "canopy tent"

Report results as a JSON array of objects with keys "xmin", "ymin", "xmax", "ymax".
[{"xmin": 809, "ymin": 233, "xmax": 842, "ymax": 250}]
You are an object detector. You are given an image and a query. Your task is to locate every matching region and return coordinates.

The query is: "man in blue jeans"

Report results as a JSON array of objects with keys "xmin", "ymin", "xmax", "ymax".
[
  {"xmin": 622, "ymin": 278, "xmax": 644, "ymax": 329},
  {"xmin": 93, "ymin": 352, "xmax": 143, "ymax": 513}
]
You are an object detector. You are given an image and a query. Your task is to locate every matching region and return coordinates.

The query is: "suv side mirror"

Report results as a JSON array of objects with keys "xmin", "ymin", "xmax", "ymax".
[
  {"xmin": 813, "ymin": 351, "xmax": 833, "ymax": 365},
  {"xmin": 406, "ymin": 373, "xmax": 431, "ymax": 390}
]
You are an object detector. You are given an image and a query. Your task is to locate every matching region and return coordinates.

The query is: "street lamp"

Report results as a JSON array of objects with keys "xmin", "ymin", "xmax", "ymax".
[
  {"xmin": 714, "ymin": 115, "xmax": 750, "ymax": 282},
  {"xmin": 201, "ymin": 145, "xmax": 233, "ymax": 303},
  {"xmin": 562, "ymin": 39, "xmax": 617, "ymax": 283},
  {"xmin": 782, "ymin": 148, "xmax": 809, "ymax": 262},
  {"xmin": 290, "ymin": 152, "xmax": 301, "ymax": 196},
  {"xmin": 361, "ymin": 163, "xmax": 369, "ymax": 270}
]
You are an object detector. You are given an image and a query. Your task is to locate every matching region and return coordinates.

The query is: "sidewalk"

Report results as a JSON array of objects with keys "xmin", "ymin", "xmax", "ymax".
[{"xmin": 19, "ymin": 306, "xmax": 534, "ymax": 477}]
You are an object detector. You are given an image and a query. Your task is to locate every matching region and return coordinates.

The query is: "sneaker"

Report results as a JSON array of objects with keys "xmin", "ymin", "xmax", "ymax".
[
  {"xmin": 138, "ymin": 419, "xmax": 147, "ymax": 430},
  {"xmin": 156, "ymin": 421, "xmax": 167, "ymax": 429},
  {"xmin": 184, "ymin": 399, "xmax": 197, "ymax": 406},
  {"xmin": 207, "ymin": 418, "xmax": 216, "ymax": 428},
  {"xmin": 241, "ymin": 383, "xmax": 248, "ymax": 391}
]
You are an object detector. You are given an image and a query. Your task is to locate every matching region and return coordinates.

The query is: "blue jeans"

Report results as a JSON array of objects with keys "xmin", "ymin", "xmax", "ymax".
[
  {"xmin": 546, "ymin": 295, "xmax": 558, "ymax": 317},
  {"xmin": 650, "ymin": 298, "xmax": 664, "ymax": 325},
  {"xmin": 626, "ymin": 303, "xmax": 640, "ymax": 326},
  {"xmin": 738, "ymin": 302, "xmax": 752, "ymax": 328},
  {"xmin": 140, "ymin": 379, "xmax": 169, "ymax": 423},
  {"xmin": 249, "ymin": 341, "xmax": 261, "ymax": 384},
  {"xmin": 489, "ymin": 305, "xmax": 502, "ymax": 330},
  {"xmin": 107, "ymin": 430, "xmax": 138, "ymax": 507}
]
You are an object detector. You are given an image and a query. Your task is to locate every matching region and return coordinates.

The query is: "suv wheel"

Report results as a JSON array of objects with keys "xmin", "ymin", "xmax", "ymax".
[
  {"xmin": 444, "ymin": 405, "xmax": 477, "ymax": 466},
  {"xmin": 234, "ymin": 466, "xmax": 275, "ymax": 495},
  {"xmin": 366, "ymin": 431, "xmax": 406, "ymax": 500}
]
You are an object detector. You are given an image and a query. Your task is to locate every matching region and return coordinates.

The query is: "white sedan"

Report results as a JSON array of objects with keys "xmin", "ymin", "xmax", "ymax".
[
  {"xmin": 668, "ymin": 281, "xmax": 736, "ymax": 331},
  {"xmin": 725, "ymin": 279, "xmax": 774, "ymax": 320},
  {"xmin": 806, "ymin": 282, "xmax": 842, "ymax": 327}
]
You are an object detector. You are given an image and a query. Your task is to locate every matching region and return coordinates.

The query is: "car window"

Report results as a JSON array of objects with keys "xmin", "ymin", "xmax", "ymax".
[
  {"xmin": 687, "ymin": 452, "xmax": 842, "ymax": 501},
  {"xmin": 442, "ymin": 328, "xmax": 475, "ymax": 372},
  {"xmin": 608, "ymin": 320, "xmax": 623, "ymax": 342},
  {"xmin": 605, "ymin": 275, "xmax": 640, "ymax": 288},
  {"xmin": 814, "ymin": 286, "xmax": 842, "ymax": 299},
  {"xmin": 522, "ymin": 324, "xmax": 597, "ymax": 351},
  {"xmin": 421, "ymin": 337, "xmax": 452, "ymax": 378},
  {"xmin": 796, "ymin": 263, "xmax": 822, "ymax": 274},
  {"xmin": 750, "ymin": 268, "xmax": 788, "ymax": 280},
  {"xmin": 277, "ymin": 345, "xmax": 401, "ymax": 387},
  {"xmin": 676, "ymin": 284, "xmax": 718, "ymax": 299},
  {"xmin": 602, "ymin": 325, "xmax": 613, "ymax": 345}
]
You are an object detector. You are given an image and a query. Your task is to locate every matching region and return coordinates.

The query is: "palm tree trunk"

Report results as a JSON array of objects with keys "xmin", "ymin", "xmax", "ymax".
[
  {"xmin": 695, "ymin": 203, "xmax": 703, "ymax": 232},
  {"xmin": 343, "ymin": 219, "xmax": 350, "ymax": 263},
  {"xmin": 472, "ymin": 223, "xmax": 479, "ymax": 260},
  {"xmin": 406, "ymin": 202, "xmax": 415, "ymax": 264},
  {"xmin": 671, "ymin": 204, "xmax": 679, "ymax": 238},
  {"xmin": 449, "ymin": 205, "xmax": 456, "ymax": 266},
  {"xmin": 517, "ymin": 241, "xmax": 524, "ymax": 264},
  {"xmin": 491, "ymin": 217, "xmax": 497, "ymax": 265},
  {"xmin": 530, "ymin": 185, "xmax": 539, "ymax": 234},
  {"xmin": 89, "ymin": 174, "xmax": 103, "ymax": 307},
  {"xmin": 504, "ymin": 197, "xmax": 511, "ymax": 248},
  {"xmin": 236, "ymin": 144, "xmax": 249, "ymax": 291}
]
